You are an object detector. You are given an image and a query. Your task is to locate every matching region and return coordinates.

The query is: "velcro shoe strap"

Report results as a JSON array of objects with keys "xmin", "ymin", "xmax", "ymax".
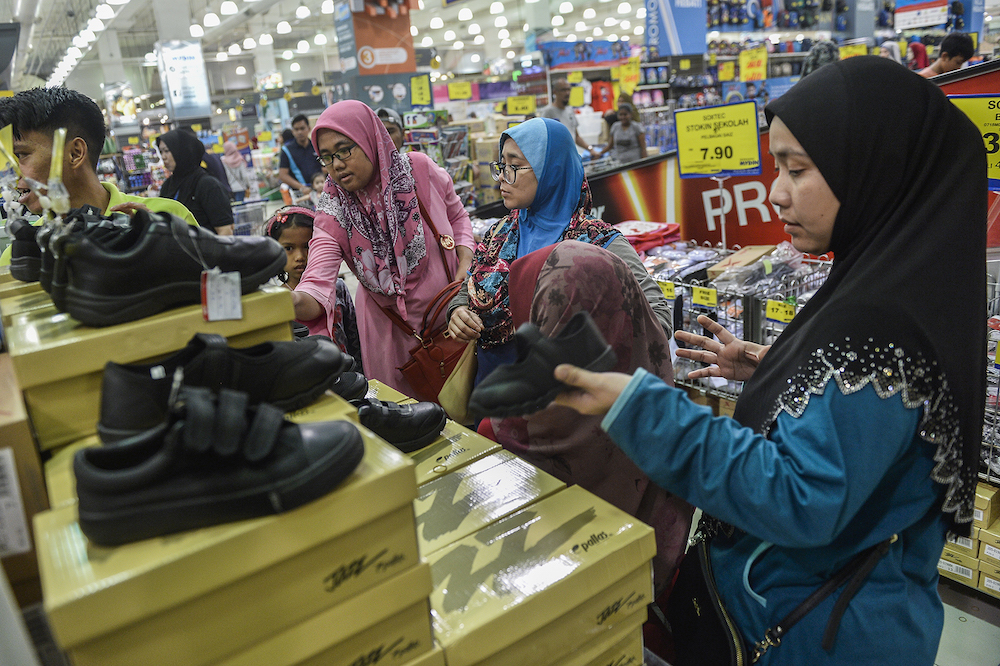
[
  {"xmin": 181, "ymin": 386, "xmax": 217, "ymax": 453},
  {"xmin": 196, "ymin": 334, "xmax": 232, "ymax": 390},
  {"xmin": 243, "ymin": 403, "xmax": 285, "ymax": 462},
  {"xmin": 213, "ymin": 388, "xmax": 249, "ymax": 456}
]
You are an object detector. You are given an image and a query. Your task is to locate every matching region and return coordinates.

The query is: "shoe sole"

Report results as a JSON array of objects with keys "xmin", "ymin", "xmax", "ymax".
[
  {"xmin": 77, "ymin": 425, "xmax": 365, "ymax": 546},
  {"xmin": 387, "ymin": 410, "xmax": 448, "ymax": 454},
  {"xmin": 468, "ymin": 347, "xmax": 618, "ymax": 420},
  {"xmin": 10, "ymin": 255, "xmax": 40, "ymax": 282},
  {"xmin": 62, "ymin": 253, "xmax": 286, "ymax": 327}
]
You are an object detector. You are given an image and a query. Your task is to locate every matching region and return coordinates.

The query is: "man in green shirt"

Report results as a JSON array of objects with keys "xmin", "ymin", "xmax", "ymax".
[{"xmin": 0, "ymin": 87, "xmax": 197, "ymax": 266}]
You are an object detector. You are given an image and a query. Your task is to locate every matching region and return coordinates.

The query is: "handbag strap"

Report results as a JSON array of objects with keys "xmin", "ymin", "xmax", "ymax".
[
  {"xmin": 416, "ymin": 195, "xmax": 455, "ymax": 283},
  {"xmin": 375, "ymin": 280, "xmax": 463, "ymax": 342},
  {"xmin": 749, "ymin": 534, "xmax": 896, "ymax": 663}
]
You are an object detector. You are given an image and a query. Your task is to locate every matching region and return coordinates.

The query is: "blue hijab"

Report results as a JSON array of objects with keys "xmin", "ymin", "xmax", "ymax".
[{"xmin": 501, "ymin": 118, "xmax": 585, "ymax": 257}]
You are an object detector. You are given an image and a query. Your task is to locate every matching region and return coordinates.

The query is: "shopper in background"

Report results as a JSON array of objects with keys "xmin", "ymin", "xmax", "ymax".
[
  {"xmin": 447, "ymin": 118, "xmax": 671, "ymax": 386},
  {"xmin": 800, "ymin": 38, "xmax": 840, "ymax": 77},
  {"xmin": 278, "ymin": 128, "xmax": 294, "ymax": 148},
  {"xmin": 538, "ymin": 79, "xmax": 601, "ymax": 159},
  {"xmin": 908, "ymin": 40, "xmax": 930, "ymax": 71},
  {"xmin": 376, "ymin": 107, "xmax": 406, "ymax": 151},
  {"xmin": 278, "ymin": 114, "xmax": 323, "ymax": 198},
  {"xmin": 266, "ymin": 205, "xmax": 362, "ymax": 365},
  {"xmin": 598, "ymin": 103, "xmax": 647, "ymax": 163},
  {"xmin": 0, "ymin": 88, "xmax": 197, "ymax": 266},
  {"xmin": 309, "ymin": 171, "xmax": 327, "ymax": 208},
  {"xmin": 879, "ymin": 40, "xmax": 903, "ymax": 64},
  {"xmin": 553, "ymin": 57, "xmax": 986, "ymax": 664},
  {"xmin": 221, "ymin": 140, "xmax": 254, "ymax": 202},
  {"xmin": 157, "ymin": 129, "xmax": 235, "ymax": 235},
  {"xmin": 919, "ymin": 31, "xmax": 975, "ymax": 77},
  {"xmin": 192, "ymin": 129, "xmax": 233, "ymax": 200},
  {"xmin": 291, "ymin": 100, "xmax": 473, "ymax": 396},
  {"xmin": 599, "ymin": 91, "xmax": 640, "ymax": 144}
]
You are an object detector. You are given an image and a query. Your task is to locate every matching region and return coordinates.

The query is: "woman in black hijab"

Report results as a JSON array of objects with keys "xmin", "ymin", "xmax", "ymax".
[
  {"xmin": 157, "ymin": 129, "xmax": 235, "ymax": 235},
  {"xmin": 553, "ymin": 57, "xmax": 986, "ymax": 664}
]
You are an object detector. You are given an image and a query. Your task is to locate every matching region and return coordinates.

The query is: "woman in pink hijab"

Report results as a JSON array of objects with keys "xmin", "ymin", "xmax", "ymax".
[
  {"xmin": 291, "ymin": 100, "xmax": 474, "ymax": 396},
  {"xmin": 220, "ymin": 140, "xmax": 253, "ymax": 201}
]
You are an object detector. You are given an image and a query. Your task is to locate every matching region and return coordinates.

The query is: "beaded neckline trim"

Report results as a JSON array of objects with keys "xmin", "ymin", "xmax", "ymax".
[{"xmin": 761, "ymin": 338, "xmax": 973, "ymax": 525}]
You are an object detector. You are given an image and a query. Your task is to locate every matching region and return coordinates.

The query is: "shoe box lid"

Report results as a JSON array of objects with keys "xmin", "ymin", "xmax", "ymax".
[
  {"xmin": 0, "ymin": 278, "xmax": 43, "ymax": 300},
  {"xmin": 426, "ymin": 485, "xmax": 656, "ymax": 666},
  {"xmin": 561, "ymin": 606, "xmax": 645, "ymax": 666},
  {"xmin": 285, "ymin": 391, "xmax": 358, "ymax": 424},
  {"xmin": 4, "ymin": 285, "xmax": 294, "ymax": 391},
  {"xmin": 366, "ymin": 379, "xmax": 418, "ymax": 404},
  {"xmin": 473, "ymin": 564, "xmax": 652, "ymax": 666},
  {"xmin": 401, "ymin": 644, "xmax": 445, "ymax": 666},
  {"xmin": 34, "ymin": 428, "xmax": 418, "ymax": 650},
  {"xmin": 0, "ymin": 288, "xmax": 52, "ymax": 328},
  {"xmin": 214, "ymin": 563, "xmax": 433, "ymax": 666},
  {"xmin": 409, "ymin": 419, "xmax": 503, "ymax": 486},
  {"xmin": 0, "ymin": 265, "xmax": 14, "ymax": 283},
  {"xmin": 43, "ymin": 437, "xmax": 96, "ymax": 508},
  {"xmin": 415, "ymin": 450, "xmax": 566, "ymax": 558}
]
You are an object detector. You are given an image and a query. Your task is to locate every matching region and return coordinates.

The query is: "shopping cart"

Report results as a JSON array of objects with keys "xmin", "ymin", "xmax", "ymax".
[{"xmin": 232, "ymin": 198, "xmax": 269, "ymax": 236}]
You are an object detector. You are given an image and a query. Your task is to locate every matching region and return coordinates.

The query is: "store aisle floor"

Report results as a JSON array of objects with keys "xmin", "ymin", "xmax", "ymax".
[{"xmin": 936, "ymin": 580, "xmax": 1000, "ymax": 666}]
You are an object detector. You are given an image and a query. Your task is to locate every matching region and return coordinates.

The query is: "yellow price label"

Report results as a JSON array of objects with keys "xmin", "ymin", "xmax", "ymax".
[
  {"xmin": 620, "ymin": 56, "xmax": 640, "ymax": 95},
  {"xmin": 569, "ymin": 87, "xmax": 585, "ymax": 107},
  {"xmin": 411, "ymin": 75, "xmax": 431, "ymax": 106},
  {"xmin": 283, "ymin": 92, "xmax": 293, "ymax": 102},
  {"xmin": 0, "ymin": 124, "xmax": 14, "ymax": 172},
  {"xmin": 839, "ymin": 43, "xmax": 869, "ymax": 59},
  {"xmin": 212, "ymin": 143, "xmax": 224, "ymax": 153},
  {"xmin": 765, "ymin": 300, "xmax": 796, "ymax": 323},
  {"xmin": 692, "ymin": 287, "xmax": 718, "ymax": 308},
  {"xmin": 311, "ymin": 85, "xmax": 321, "ymax": 96},
  {"xmin": 657, "ymin": 280, "xmax": 675, "ymax": 300},
  {"xmin": 674, "ymin": 100, "xmax": 762, "ymax": 177},
  {"xmin": 610, "ymin": 66, "xmax": 620, "ymax": 80},
  {"xmin": 567, "ymin": 71, "xmax": 583, "ymax": 83},
  {"xmin": 948, "ymin": 95, "xmax": 1000, "ymax": 189},
  {"xmin": 718, "ymin": 61, "xmax": 735, "ymax": 82},
  {"xmin": 709, "ymin": 54, "xmax": 717, "ymax": 66},
  {"xmin": 679, "ymin": 59, "xmax": 691, "ymax": 71},
  {"xmin": 259, "ymin": 131, "xmax": 272, "ymax": 142},
  {"xmin": 191, "ymin": 124, "xmax": 202, "ymax": 131},
  {"xmin": 738, "ymin": 45, "xmax": 768, "ymax": 82},
  {"xmin": 448, "ymin": 81, "xmax": 472, "ymax": 100},
  {"xmin": 507, "ymin": 95, "xmax": 536, "ymax": 115},
  {"xmin": 128, "ymin": 136, "xmax": 140, "ymax": 145}
]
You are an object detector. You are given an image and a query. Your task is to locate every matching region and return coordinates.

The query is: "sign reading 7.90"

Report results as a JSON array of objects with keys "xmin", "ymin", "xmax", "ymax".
[
  {"xmin": 674, "ymin": 100, "xmax": 762, "ymax": 179},
  {"xmin": 948, "ymin": 94, "xmax": 1000, "ymax": 191}
]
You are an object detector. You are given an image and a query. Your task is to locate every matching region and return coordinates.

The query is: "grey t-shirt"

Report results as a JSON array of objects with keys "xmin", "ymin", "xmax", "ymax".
[
  {"xmin": 610, "ymin": 121, "xmax": 645, "ymax": 163},
  {"xmin": 538, "ymin": 104, "xmax": 579, "ymax": 138}
]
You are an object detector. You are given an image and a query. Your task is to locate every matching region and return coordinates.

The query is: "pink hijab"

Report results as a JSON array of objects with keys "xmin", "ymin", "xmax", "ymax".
[
  {"xmin": 310, "ymin": 100, "xmax": 425, "ymax": 318},
  {"xmin": 221, "ymin": 140, "xmax": 246, "ymax": 169}
]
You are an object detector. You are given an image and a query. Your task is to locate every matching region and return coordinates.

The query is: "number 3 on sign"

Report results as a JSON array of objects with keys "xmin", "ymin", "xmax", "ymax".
[{"xmin": 947, "ymin": 94, "xmax": 1000, "ymax": 190}]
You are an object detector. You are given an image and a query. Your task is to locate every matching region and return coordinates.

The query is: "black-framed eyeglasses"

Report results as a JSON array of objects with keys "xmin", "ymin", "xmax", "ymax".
[
  {"xmin": 489, "ymin": 161, "xmax": 533, "ymax": 185},
  {"xmin": 317, "ymin": 143, "xmax": 358, "ymax": 166}
]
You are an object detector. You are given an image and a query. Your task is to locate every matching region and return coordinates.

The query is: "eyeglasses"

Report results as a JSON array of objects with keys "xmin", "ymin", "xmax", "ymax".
[
  {"xmin": 489, "ymin": 161, "xmax": 533, "ymax": 185},
  {"xmin": 317, "ymin": 143, "xmax": 358, "ymax": 166}
]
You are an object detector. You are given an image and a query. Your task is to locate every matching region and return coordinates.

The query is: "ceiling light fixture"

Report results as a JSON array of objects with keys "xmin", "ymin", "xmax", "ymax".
[
  {"xmin": 87, "ymin": 17, "xmax": 105, "ymax": 31},
  {"xmin": 592, "ymin": 26, "xmax": 603, "ymax": 35},
  {"xmin": 220, "ymin": 1, "xmax": 238, "ymax": 15},
  {"xmin": 620, "ymin": 19, "xmax": 630, "ymax": 29},
  {"xmin": 490, "ymin": 2, "xmax": 504, "ymax": 14},
  {"xmin": 608, "ymin": 33, "xmax": 618, "ymax": 40},
  {"xmin": 636, "ymin": 7, "xmax": 646, "ymax": 18},
  {"xmin": 617, "ymin": 2, "xmax": 631, "ymax": 13},
  {"xmin": 498, "ymin": 28, "xmax": 509, "ymax": 38},
  {"xmin": 236, "ymin": 65, "xmax": 247, "ymax": 74},
  {"xmin": 458, "ymin": 7, "xmax": 473, "ymax": 20},
  {"xmin": 322, "ymin": 0, "xmax": 334, "ymax": 12},
  {"xmin": 604, "ymin": 17, "xmax": 617, "ymax": 26},
  {"xmin": 243, "ymin": 36, "xmax": 256, "ymax": 49},
  {"xmin": 583, "ymin": 7, "xmax": 596, "ymax": 18},
  {"xmin": 469, "ymin": 23, "xmax": 481, "ymax": 34},
  {"xmin": 444, "ymin": 29, "xmax": 456, "ymax": 40},
  {"xmin": 500, "ymin": 38, "xmax": 511, "ymax": 47},
  {"xmin": 314, "ymin": 33, "xmax": 327, "ymax": 45},
  {"xmin": 276, "ymin": 20, "xmax": 291, "ymax": 33},
  {"xmin": 453, "ymin": 40, "xmax": 464, "ymax": 48},
  {"xmin": 575, "ymin": 21, "xmax": 585, "ymax": 30},
  {"xmin": 506, "ymin": 50, "xmax": 515, "ymax": 58},
  {"xmin": 190, "ymin": 23, "xmax": 205, "ymax": 37},
  {"xmin": 259, "ymin": 32, "xmax": 273, "ymax": 45},
  {"xmin": 95, "ymin": 3, "xmax": 115, "ymax": 20},
  {"xmin": 559, "ymin": 2, "xmax": 573, "ymax": 12},
  {"xmin": 473, "ymin": 34, "xmax": 485, "ymax": 44},
  {"xmin": 567, "ymin": 33, "xmax": 577, "ymax": 40},
  {"xmin": 471, "ymin": 53, "xmax": 481, "ymax": 62},
  {"xmin": 410, "ymin": 25, "xmax": 418, "ymax": 35},
  {"xmin": 80, "ymin": 29, "xmax": 97, "ymax": 42},
  {"xmin": 228, "ymin": 43, "xmax": 241, "ymax": 54},
  {"xmin": 290, "ymin": 62, "xmax": 300, "ymax": 71},
  {"xmin": 297, "ymin": 39, "xmax": 310, "ymax": 52},
  {"xmin": 216, "ymin": 51, "xmax": 228, "ymax": 60},
  {"xmin": 430, "ymin": 16, "xmax": 443, "ymax": 28},
  {"xmin": 282, "ymin": 49, "xmax": 293, "ymax": 59},
  {"xmin": 551, "ymin": 15, "xmax": 564, "ymax": 25},
  {"xmin": 633, "ymin": 25, "xmax": 643, "ymax": 34},
  {"xmin": 296, "ymin": 3, "xmax": 310, "ymax": 19},
  {"xmin": 422, "ymin": 35, "xmax": 433, "ymax": 46},
  {"xmin": 203, "ymin": 12, "xmax": 220, "ymax": 27},
  {"xmin": 73, "ymin": 35, "xmax": 88, "ymax": 48},
  {"xmin": 495, "ymin": 16, "xmax": 507, "ymax": 26}
]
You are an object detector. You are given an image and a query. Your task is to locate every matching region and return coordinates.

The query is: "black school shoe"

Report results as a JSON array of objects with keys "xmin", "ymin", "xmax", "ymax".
[
  {"xmin": 331, "ymin": 371, "xmax": 369, "ymax": 401},
  {"xmin": 352, "ymin": 398, "xmax": 447, "ymax": 453},
  {"xmin": 98, "ymin": 333, "xmax": 357, "ymax": 443},
  {"xmin": 54, "ymin": 209, "xmax": 284, "ymax": 327},
  {"xmin": 43, "ymin": 207, "xmax": 133, "ymax": 300},
  {"xmin": 468, "ymin": 310, "xmax": 617, "ymax": 420},
  {"xmin": 6, "ymin": 217, "xmax": 43, "ymax": 282},
  {"xmin": 75, "ymin": 386, "xmax": 364, "ymax": 547}
]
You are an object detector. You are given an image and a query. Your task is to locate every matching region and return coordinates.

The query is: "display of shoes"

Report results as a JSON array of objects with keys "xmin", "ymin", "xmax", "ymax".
[
  {"xmin": 98, "ymin": 333, "xmax": 357, "ymax": 443},
  {"xmin": 75, "ymin": 385, "xmax": 365, "ymax": 546},
  {"xmin": 54, "ymin": 208, "xmax": 284, "ymax": 327},
  {"xmin": 468, "ymin": 310, "xmax": 617, "ymax": 419},
  {"xmin": 6, "ymin": 217, "xmax": 43, "ymax": 282},
  {"xmin": 331, "ymin": 371, "xmax": 370, "ymax": 401},
  {"xmin": 352, "ymin": 397, "xmax": 447, "ymax": 453},
  {"xmin": 44, "ymin": 206, "xmax": 133, "ymax": 302}
]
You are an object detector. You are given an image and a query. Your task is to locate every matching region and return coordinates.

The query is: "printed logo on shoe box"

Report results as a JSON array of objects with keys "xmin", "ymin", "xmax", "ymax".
[
  {"xmin": 324, "ymin": 548, "xmax": 407, "ymax": 593},
  {"xmin": 348, "ymin": 636, "xmax": 422, "ymax": 666},
  {"xmin": 596, "ymin": 588, "xmax": 648, "ymax": 627},
  {"xmin": 573, "ymin": 531, "xmax": 610, "ymax": 555}
]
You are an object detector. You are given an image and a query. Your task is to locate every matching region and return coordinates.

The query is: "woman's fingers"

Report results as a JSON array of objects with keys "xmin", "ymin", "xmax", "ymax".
[{"xmin": 695, "ymin": 314, "xmax": 735, "ymax": 344}]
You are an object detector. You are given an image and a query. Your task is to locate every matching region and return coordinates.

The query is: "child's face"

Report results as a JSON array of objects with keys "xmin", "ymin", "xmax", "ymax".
[
  {"xmin": 279, "ymin": 226, "xmax": 312, "ymax": 284},
  {"xmin": 311, "ymin": 173, "xmax": 326, "ymax": 191}
]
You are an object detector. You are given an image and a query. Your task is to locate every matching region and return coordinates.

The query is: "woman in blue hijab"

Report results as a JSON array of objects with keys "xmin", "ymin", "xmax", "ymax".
[{"xmin": 447, "ymin": 117, "xmax": 671, "ymax": 385}]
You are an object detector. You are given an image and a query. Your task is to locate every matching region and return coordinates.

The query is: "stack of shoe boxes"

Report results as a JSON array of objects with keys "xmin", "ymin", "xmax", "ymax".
[
  {"xmin": 938, "ymin": 482, "xmax": 1000, "ymax": 591},
  {"xmin": 428, "ymin": 485, "xmax": 656, "ymax": 666}
]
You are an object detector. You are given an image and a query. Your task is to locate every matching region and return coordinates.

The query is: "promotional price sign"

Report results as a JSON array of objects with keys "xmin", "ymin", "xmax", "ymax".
[
  {"xmin": 411, "ymin": 74, "xmax": 432, "ymax": 106},
  {"xmin": 718, "ymin": 61, "xmax": 735, "ymax": 82},
  {"xmin": 507, "ymin": 95, "xmax": 536, "ymax": 115},
  {"xmin": 620, "ymin": 56, "xmax": 640, "ymax": 95},
  {"xmin": 674, "ymin": 101, "xmax": 763, "ymax": 178},
  {"xmin": 839, "ymin": 43, "xmax": 869, "ymax": 59},
  {"xmin": 948, "ymin": 94, "xmax": 1000, "ymax": 190},
  {"xmin": 738, "ymin": 45, "xmax": 767, "ymax": 82},
  {"xmin": 567, "ymin": 71, "xmax": 583, "ymax": 83},
  {"xmin": 448, "ymin": 81, "xmax": 472, "ymax": 101},
  {"xmin": 765, "ymin": 300, "xmax": 796, "ymax": 324}
]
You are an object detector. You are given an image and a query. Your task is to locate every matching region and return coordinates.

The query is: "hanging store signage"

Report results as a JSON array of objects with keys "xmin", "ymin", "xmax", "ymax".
[
  {"xmin": 675, "ymin": 100, "xmax": 762, "ymax": 178},
  {"xmin": 894, "ymin": 0, "xmax": 948, "ymax": 29},
  {"xmin": 448, "ymin": 82, "xmax": 473, "ymax": 100},
  {"xmin": 411, "ymin": 74, "xmax": 432, "ymax": 106},
  {"xmin": 506, "ymin": 95, "xmax": 536, "ymax": 115},
  {"xmin": 156, "ymin": 41, "xmax": 212, "ymax": 121},
  {"xmin": 645, "ymin": 0, "xmax": 708, "ymax": 57},
  {"xmin": 948, "ymin": 94, "xmax": 1000, "ymax": 190}
]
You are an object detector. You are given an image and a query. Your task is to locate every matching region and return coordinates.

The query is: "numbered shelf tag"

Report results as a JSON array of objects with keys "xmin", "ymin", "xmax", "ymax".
[
  {"xmin": 766, "ymin": 299, "xmax": 796, "ymax": 324},
  {"xmin": 657, "ymin": 280, "xmax": 675, "ymax": 300},
  {"xmin": 201, "ymin": 268, "xmax": 243, "ymax": 322},
  {"xmin": 692, "ymin": 286, "xmax": 718, "ymax": 308}
]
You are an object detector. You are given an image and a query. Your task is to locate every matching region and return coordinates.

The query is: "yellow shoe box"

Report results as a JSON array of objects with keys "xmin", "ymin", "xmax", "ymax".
[
  {"xmin": 216, "ymin": 563, "xmax": 434, "ymax": 666},
  {"xmin": 938, "ymin": 547, "xmax": 979, "ymax": 586},
  {"xmin": 285, "ymin": 391, "xmax": 358, "ymax": 424},
  {"xmin": 974, "ymin": 482, "xmax": 1000, "ymax": 529},
  {"xmin": 980, "ymin": 540, "xmax": 1000, "ymax": 568},
  {"xmin": 35, "ymin": 430, "xmax": 419, "ymax": 666},
  {"xmin": 0, "ymin": 277, "xmax": 42, "ymax": 299},
  {"xmin": 402, "ymin": 644, "xmax": 445, "ymax": 666},
  {"xmin": 945, "ymin": 526, "xmax": 980, "ymax": 558},
  {"xmin": 0, "ymin": 265, "xmax": 13, "ymax": 283},
  {"xmin": 366, "ymin": 379, "xmax": 417, "ymax": 404},
  {"xmin": 5, "ymin": 286, "xmax": 294, "ymax": 451},
  {"xmin": 415, "ymin": 450, "xmax": 565, "ymax": 557},
  {"xmin": 978, "ymin": 561, "xmax": 1000, "ymax": 600},
  {"xmin": 428, "ymin": 485, "xmax": 656, "ymax": 666},
  {"xmin": 563, "ymin": 608, "xmax": 646, "ymax": 666},
  {"xmin": 0, "ymin": 289, "xmax": 52, "ymax": 328},
  {"xmin": 476, "ymin": 564, "xmax": 652, "ymax": 666},
  {"xmin": 979, "ymin": 516, "xmax": 1000, "ymax": 564},
  {"xmin": 409, "ymin": 418, "xmax": 502, "ymax": 485}
]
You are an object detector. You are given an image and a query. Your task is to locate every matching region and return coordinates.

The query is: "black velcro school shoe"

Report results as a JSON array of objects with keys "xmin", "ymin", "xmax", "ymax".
[
  {"xmin": 75, "ymin": 386, "xmax": 364, "ymax": 547},
  {"xmin": 351, "ymin": 398, "xmax": 447, "ymax": 453},
  {"xmin": 7, "ymin": 217, "xmax": 43, "ymax": 282},
  {"xmin": 331, "ymin": 371, "xmax": 370, "ymax": 401}
]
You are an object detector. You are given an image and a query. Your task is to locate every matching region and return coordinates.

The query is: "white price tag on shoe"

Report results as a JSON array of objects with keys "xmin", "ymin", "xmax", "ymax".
[{"xmin": 201, "ymin": 268, "xmax": 243, "ymax": 321}]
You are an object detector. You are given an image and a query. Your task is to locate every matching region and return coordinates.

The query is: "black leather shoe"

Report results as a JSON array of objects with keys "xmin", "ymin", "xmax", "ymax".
[
  {"xmin": 76, "ymin": 386, "xmax": 364, "ymax": 546},
  {"xmin": 351, "ymin": 398, "xmax": 446, "ymax": 453},
  {"xmin": 468, "ymin": 310, "xmax": 617, "ymax": 419},
  {"xmin": 98, "ymin": 333, "xmax": 356, "ymax": 443},
  {"xmin": 44, "ymin": 206, "xmax": 133, "ymax": 301},
  {"xmin": 55, "ymin": 209, "xmax": 284, "ymax": 327},
  {"xmin": 331, "ymin": 371, "xmax": 369, "ymax": 401},
  {"xmin": 7, "ymin": 217, "xmax": 42, "ymax": 282}
]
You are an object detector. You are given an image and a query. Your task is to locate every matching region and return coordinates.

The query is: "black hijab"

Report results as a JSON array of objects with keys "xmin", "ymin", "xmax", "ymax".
[
  {"xmin": 157, "ymin": 129, "xmax": 209, "ymax": 199},
  {"xmin": 733, "ymin": 56, "xmax": 986, "ymax": 535}
]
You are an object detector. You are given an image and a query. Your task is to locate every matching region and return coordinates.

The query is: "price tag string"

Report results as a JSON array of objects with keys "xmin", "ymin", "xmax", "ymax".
[{"xmin": 169, "ymin": 218, "xmax": 213, "ymax": 271}]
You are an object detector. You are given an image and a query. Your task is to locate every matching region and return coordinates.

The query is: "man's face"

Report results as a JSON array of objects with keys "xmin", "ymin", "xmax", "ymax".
[
  {"xmin": 12, "ymin": 129, "xmax": 55, "ymax": 214},
  {"xmin": 937, "ymin": 52, "xmax": 967, "ymax": 73},
  {"xmin": 381, "ymin": 120, "xmax": 404, "ymax": 151},
  {"xmin": 554, "ymin": 82, "xmax": 571, "ymax": 106},
  {"xmin": 292, "ymin": 120, "xmax": 311, "ymax": 146}
]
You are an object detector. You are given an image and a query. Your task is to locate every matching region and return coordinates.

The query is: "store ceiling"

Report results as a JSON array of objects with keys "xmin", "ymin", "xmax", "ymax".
[{"xmin": 0, "ymin": 0, "xmax": 997, "ymax": 89}]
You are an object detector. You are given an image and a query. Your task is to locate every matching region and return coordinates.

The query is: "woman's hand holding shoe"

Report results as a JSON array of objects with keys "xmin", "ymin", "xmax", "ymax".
[
  {"xmin": 673, "ymin": 314, "xmax": 769, "ymax": 382},
  {"xmin": 447, "ymin": 306, "xmax": 484, "ymax": 342},
  {"xmin": 551, "ymin": 364, "xmax": 631, "ymax": 417}
]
